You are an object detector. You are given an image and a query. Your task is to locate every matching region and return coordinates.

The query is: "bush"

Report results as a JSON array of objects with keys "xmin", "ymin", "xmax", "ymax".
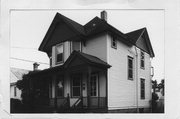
[{"xmin": 10, "ymin": 98, "xmax": 22, "ymax": 113}]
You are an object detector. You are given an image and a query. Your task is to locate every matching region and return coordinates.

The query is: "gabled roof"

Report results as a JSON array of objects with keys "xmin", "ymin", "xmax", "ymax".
[
  {"xmin": 126, "ymin": 28, "xmax": 155, "ymax": 57},
  {"xmin": 126, "ymin": 28, "xmax": 145, "ymax": 44},
  {"xmin": 28, "ymin": 51, "xmax": 111, "ymax": 77},
  {"xmin": 39, "ymin": 12, "xmax": 154, "ymax": 58},
  {"xmin": 10, "ymin": 68, "xmax": 30, "ymax": 84},
  {"xmin": 64, "ymin": 50, "xmax": 111, "ymax": 68},
  {"xmin": 39, "ymin": 13, "xmax": 85, "ymax": 52}
]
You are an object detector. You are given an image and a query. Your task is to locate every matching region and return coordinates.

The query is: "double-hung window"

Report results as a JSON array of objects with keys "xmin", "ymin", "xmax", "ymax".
[
  {"xmin": 57, "ymin": 76, "xmax": 64, "ymax": 97},
  {"xmin": 90, "ymin": 74, "xmax": 98, "ymax": 97},
  {"xmin": 71, "ymin": 41, "xmax": 81, "ymax": 53},
  {"xmin": 140, "ymin": 78, "xmax": 145, "ymax": 99},
  {"xmin": 56, "ymin": 44, "xmax": 63, "ymax": 64},
  {"xmin": 111, "ymin": 36, "xmax": 117, "ymax": 49},
  {"xmin": 128, "ymin": 56, "xmax": 134, "ymax": 80},
  {"xmin": 71, "ymin": 75, "xmax": 81, "ymax": 97},
  {"xmin": 14, "ymin": 87, "xmax": 17, "ymax": 97},
  {"xmin": 140, "ymin": 51, "xmax": 145, "ymax": 69}
]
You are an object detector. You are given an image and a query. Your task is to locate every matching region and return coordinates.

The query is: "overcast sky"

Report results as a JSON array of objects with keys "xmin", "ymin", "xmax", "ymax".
[{"xmin": 10, "ymin": 10, "xmax": 164, "ymax": 82}]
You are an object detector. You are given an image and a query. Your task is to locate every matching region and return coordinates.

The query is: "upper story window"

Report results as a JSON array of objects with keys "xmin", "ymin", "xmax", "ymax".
[
  {"xmin": 56, "ymin": 43, "xmax": 64, "ymax": 64},
  {"xmin": 128, "ymin": 56, "xmax": 133, "ymax": 80},
  {"xmin": 111, "ymin": 36, "xmax": 117, "ymax": 49},
  {"xmin": 140, "ymin": 51, "xmax": 145, "ymax": 69},
  {"xmin": 71, "ymin": 41, "xmax": 81, "ymax": 53}
]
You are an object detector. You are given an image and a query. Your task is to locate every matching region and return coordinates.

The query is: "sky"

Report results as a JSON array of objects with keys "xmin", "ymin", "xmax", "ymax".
[{"xmin": 10, "ymin": 10, "xmax": 164, "ymax": 83}]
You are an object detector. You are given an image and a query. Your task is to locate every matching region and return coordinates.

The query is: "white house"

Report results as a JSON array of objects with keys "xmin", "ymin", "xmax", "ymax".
[
  {"xmin": 10, "ymin": 68, "xmax": 29, "ymax": 100},
  {"xmin": 26, "ymin": 11, "xmax": 155, "ymax": 113}
]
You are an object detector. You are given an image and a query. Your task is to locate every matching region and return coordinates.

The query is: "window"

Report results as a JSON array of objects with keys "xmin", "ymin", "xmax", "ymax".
[
  {"xmin": 90, "ymin": 74, "xmax": 98, "ymax": 97},
  {"xmin": 57, "ymin": 76, "xmax": 64, "ymax": 97},
  {"xmin": 56, "ymin": 44, "xmax": 63, "ymax": 64},
  {"xmin": 111, "ymin": 37, "xmax": 117, "ymax": 49},
  {"xmin": 140, "ymin": 51, "xmax": 145, "ymax": 69},
  {"xmin": 140, "ymin": 78, "xmax": 145, "ymax": 99},
  {"xmin": 50, "ymin": 57, "xmax": 52, "ymax": 67},
  {"xmin": 71, "ymin": 75, "xmax": 81, "ymax": 97},
  {"xmin": 14, "ymin": 86, "xmax": 17, "ymax": 97},
  {"xmin": 128, "ymin": 56, "xmax": 133, "ymax": 80},
  {"xmin": 71, "ymin": 41, "xmax": 81, "ymax": 53}
]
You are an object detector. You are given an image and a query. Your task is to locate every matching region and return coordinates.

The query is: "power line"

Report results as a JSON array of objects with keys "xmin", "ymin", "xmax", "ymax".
[
  {"xmin": 11, "ymin": 46, "xmax": 38, "ymax": 50},
  {"xmin": 10, "ymin": 57, "xmax": 49, "ymax": 65}
]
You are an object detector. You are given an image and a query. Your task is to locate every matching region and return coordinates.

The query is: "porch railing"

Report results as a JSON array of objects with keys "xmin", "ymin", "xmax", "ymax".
[{"xmin": 32, "ymin": 96, "xmax": 107, "ymax": 112}]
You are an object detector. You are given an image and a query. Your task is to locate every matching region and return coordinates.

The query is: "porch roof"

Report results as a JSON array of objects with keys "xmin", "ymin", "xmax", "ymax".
[{"xmin": 28, "ymin": 51, "xmax": 111, "ymax": 77}]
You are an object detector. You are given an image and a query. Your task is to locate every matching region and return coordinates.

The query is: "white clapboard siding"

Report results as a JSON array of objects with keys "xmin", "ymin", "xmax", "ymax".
[
  {"xmin": 107, "ymin": 34, "xmax": 152, "ymax": 109},
  {"xmin": 82, "ymin": 33, "xmax": 107, "ymax": 62}
]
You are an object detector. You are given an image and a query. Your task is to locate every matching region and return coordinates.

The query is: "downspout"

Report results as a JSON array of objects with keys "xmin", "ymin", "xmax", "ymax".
[{"xmin": 135, "ymin": 46, "xmax": 139, "ymax": 113}]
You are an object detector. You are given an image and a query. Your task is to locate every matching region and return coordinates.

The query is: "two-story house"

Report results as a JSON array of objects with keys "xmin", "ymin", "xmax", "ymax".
[{"xmin": 26, "ymin": 11, "xmax": 154, "ymax": 113}]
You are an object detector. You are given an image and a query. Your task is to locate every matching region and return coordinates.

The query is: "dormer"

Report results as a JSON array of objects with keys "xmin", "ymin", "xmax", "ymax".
[{"xmin": 38, "ymin": 13, "xmax": 85, "ymax": 67}]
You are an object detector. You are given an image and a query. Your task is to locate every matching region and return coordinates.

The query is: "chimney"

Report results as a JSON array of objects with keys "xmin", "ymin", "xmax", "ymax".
[
  {"xmin": 33, "ymin": 62, "xmax": 39, "ymax": 71},
  {"xmin": 101, "ymin": 10, "xmax": 107, "ymax": 22}
]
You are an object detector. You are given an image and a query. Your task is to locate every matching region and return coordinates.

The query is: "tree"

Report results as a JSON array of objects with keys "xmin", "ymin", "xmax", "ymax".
[
  {"xmin": 16, "ymin": 72, "xmax": 34, "ymax": 109},
  {"xmin": 152, "ymin": 80, "xmax": 157, "ymax": 93},
  {"xmin": 158, "ymin": 79, "xmax": 164, "ymax": 96}
]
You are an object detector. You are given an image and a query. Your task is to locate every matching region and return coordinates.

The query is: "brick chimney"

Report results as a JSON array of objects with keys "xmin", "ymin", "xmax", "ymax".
[
  {"xmin": 101, "ymin": 10, "xmax": 107, "ymax": 22},
  {"xmin": 33, "ymin": 62, "xmax": 39, "ymax": 71}
]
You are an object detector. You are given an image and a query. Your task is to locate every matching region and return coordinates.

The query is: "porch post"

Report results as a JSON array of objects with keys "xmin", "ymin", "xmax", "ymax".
[
  {"xmin": 87, "ymin": 66, "xmax": 91, "ymax": 108},
  {"xmin": 53, "ymin": 75, "xmax": 57, "ymax": 112}
]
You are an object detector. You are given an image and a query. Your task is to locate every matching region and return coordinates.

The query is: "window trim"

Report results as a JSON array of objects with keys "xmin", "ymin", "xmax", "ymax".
[
  {"xmin": 49, "ymin": 56, "xmax": 52, "ymax": 67},
  {"xmin": 140, "ymin": 78, "xmax": 145, "ymax": 99},
  {"xmin": 90, "ymin": 73, "xmax": 99, "ymax": 97},
  {"xmin": 14, "ymin": 86, "xmax": 17, "ymax": 97},
  {"xmin": 56, "ymin": 75, "xmax": 64, "ymax": 98},
  {"xmin": 111, "ymin": 36, "xmax": 117, "ymax": 49},
  {"xmin": 140, "ymin": 51, "xmax": 145, "ymax": 69},
  {"xmin": 56, "ymin": 43, "xmax": 64, "ymax": 65},
  {"xmin": 70, "ymin": 41, "xmax": 82, "ymax": 53},
  {"xmin": 128, "ymin": 56, "xmax": 134, "ymax": 80},
  {"xmin": 71, "ymin": 74, "xmax": 82, "ymax": 98}
]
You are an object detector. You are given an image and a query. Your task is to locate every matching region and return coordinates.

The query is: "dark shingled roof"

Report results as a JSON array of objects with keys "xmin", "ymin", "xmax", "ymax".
[
  {"xmin": 75, "ymin": 51, "xmax": 111, "ymax": 68},
  {"xmin": 28, "ymin": 51, "xmax": 111, "ymax": 77},
  {"xmin": 126, "ymin": 28, "xmax": 145, "ymax": 44},
  {"xmin": 57, "ymin": 13, "xmax": 85, "ymax": 35},
  {"xmin": 39, "ymin": 12, "xmax": 154, "ymax": 57}
]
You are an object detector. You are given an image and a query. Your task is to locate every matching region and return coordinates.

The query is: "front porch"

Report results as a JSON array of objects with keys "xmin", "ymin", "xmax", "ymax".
[{"xmin": 27, "ymin": 51, "xmax": 110, "ymax": 113}]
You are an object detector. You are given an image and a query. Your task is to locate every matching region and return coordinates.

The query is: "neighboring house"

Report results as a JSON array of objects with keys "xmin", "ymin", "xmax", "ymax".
[
  {"xmin": 10, "ymin": 68, "xmax": 29, "ymax": 100},
  {"xmin": 26, "ymin": 11, "xmax": 155, "ymax": 113}
]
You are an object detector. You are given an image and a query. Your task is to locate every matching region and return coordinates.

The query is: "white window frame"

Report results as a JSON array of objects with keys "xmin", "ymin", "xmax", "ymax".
[
  {"xmin": 71, "ymin": 75, "xmax": 81, "ymax": 97},
  {"xmin": 111, "ymin": 36, "xmax": 117, "ymax": 49},
  {"xmin": 90, "ymin": 74, "xmax": 98, "ymax": 97},
  {"xmin": 56, "ymin": 43, "xmax": 64, "ymax": 65},
  {"xmin": 128, "ymin": 56, "xmax": 134, "ymax": 80}
]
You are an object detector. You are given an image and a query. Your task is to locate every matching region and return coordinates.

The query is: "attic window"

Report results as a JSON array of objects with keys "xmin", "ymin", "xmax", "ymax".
[
  {"xmin": 56, "ymin": 43, "xmax": 64, "ymax": 64},
  {"xmin": 71, "ymin": 41, "xmax": 81, "ymax": 53},
  {"xmin": 111, "ymin": 36, "xmax": 117, "ymax": 49}
]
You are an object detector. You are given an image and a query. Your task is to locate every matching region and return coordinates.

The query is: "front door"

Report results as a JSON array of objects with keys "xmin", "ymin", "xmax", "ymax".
[
  {"xmin": 71, "ymin": 74, "xmax": 82, "ymax": 97},
  {"xmin": 90, "ymin": 73, "xmax": 99, "ymax": 107}
]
